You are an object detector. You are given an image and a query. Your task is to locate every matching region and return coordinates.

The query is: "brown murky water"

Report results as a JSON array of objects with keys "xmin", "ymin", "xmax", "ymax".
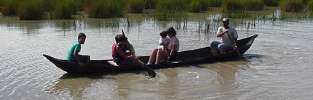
[{"xmin": 1, "ymin": 14, "xmax": 313, "ymax": 100}]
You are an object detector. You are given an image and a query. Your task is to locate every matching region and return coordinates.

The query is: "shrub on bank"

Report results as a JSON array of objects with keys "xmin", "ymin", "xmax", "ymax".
[
  {"xmin": 280, "ymin": 0, "xmax": 304, "ymax": 12},
  {"xmin": 243, "ymin": 0, "xmax": 264, "ymax": 11},
  {"xmin": 88, "ymin": 0, "xmax": 125, "ymax": 18},
  {"xmin": 53, "ymin": 0, "xmax": 78, "ymax": 19},
  {"xmin": 208, "ymin": 0, "xmax": 223, "ymax": 7},
  {"xmin": 222, "ymin": 0, "xmax": 243, "ymax": 11},
  {"xmin": 17, "ymin": 0, "xmax": 44, "ymax": 20},
  {"xmin": 144, "ymin": 0, "xmax": 156, "ymax": 9},
  {"xmin": 223, "ymin": 0, "xmax": 264, "ymax": 12},
  {"xmin": 127, "ymin": 0, "xmax": 145, "ymax": 13},
  {"xmin": 308, "ymin": 0, "xmax": 313, "ymax": 12},
  {"xmin": 1, "ymin": 0, "xmax": 19, "ymax": 16},
  {"xmin": 156, "ymin": 0, "xmax": 190, "ymax": 13},
  {"xmin": 190, "ymin": 0, "xmax": 209, "ymax": 12},
  {"xmin": 264, "ymin": 0, "xmax": 280, "ymax": 6}
]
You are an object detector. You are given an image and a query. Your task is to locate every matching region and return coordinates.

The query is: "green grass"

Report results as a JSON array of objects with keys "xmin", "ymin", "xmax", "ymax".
[
  {"xmin": 17, "ymin": 0, "xmax": 45, "ymax": 20},
  {"xmin": 88, "ymin": 0, "xmax": 125, "ymax": 18},
  {"xmin": 127, "ymin": 0, "xmax": 145, "ymax": 13},
  {"xmin": 280, "ymin": 0, "xmax": 305, "ymax": 12}
]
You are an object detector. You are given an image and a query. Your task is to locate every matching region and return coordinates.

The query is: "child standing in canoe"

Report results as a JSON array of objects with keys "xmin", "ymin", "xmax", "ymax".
[{"xmin": 67, "ymin": 33, "xmax": 89, "ymax": 65}]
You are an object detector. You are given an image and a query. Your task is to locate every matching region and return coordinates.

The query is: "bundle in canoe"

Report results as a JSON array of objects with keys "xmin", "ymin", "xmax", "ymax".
[{"xmin": 43, "ymin": 34, "xmax": 258, "ymax": 74}]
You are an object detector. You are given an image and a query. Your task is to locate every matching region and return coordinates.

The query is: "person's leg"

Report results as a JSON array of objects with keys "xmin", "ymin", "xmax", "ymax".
[
  {"xmin": 155, "ymin": 48, "xmax": 168, "ymax": 64},
  {"xmin": 147, "ymin": 49, "xmax": 158, "ymax": 64},
  {"xmin": 218, "ymin": 43, "xmax": 233, "ymax": 53},
  {"xmin": 210, "ymin": 41, "xmax": 221, "ymax": 49}
]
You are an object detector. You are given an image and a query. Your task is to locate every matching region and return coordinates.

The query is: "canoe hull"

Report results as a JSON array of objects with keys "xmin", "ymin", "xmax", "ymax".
[{"xmin": 43, "ymin": 34, "xmax": 258, "ymax": 74}]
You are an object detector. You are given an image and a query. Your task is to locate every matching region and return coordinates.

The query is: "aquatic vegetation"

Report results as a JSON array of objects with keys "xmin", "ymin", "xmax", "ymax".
[
  {"xmin": 88, "ymin": 0, "xmax": 125, "ymax": 18},
  {"xmin": 280, "ymin": 0, "xmax": 304, "ymax": 12},
  {"xmin": 17, "ymin": 0, "xmax": 45, "ymax": 20},
  {"xmin": 127, "ymin": 0, "xmax": 145, "ymax": 13},
  {"xmin": 52, "ymin": 0, "xmax": 79, "ymax": 19}
]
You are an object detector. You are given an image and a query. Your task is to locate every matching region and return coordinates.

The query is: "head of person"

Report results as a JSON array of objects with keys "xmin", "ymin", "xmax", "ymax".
[
  {"xmin": 167, "ymin": 27, "xmax": 176, "ymax": 37},
  {"xmin": 222, "ymin": 18, "xmax": 229, "ymax": 27},
  {"xmin": 78, "ymin": 33, "xmax": 86, "ymax": 44},
  {"xmin": 115, "ymin": 33, "xmax": 128, "ymax": 44},
  {"xmin": 160, "ymin": 31, "xmax": 168, "ymax": 38}
]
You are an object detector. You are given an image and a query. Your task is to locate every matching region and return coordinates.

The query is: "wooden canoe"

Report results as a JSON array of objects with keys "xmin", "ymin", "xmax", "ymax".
[{"xmin": 43, "ymin": 34, "xmax": 258, "ymax": 74}]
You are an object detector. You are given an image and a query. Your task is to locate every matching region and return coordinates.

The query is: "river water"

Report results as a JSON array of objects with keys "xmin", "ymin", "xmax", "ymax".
[{"xmin": 1, "ymin": 14, "xmax": 313, "ymax": 100}]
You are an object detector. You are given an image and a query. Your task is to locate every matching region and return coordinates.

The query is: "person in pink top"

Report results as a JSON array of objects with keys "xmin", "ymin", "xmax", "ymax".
[{"xmin": 167, "ymin": 27, "xmax": 179, "ymax": 60}]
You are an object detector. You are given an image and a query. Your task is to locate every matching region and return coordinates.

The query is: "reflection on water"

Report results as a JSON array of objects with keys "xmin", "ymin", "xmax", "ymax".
[{"xmin": 1, "ymin": 12, "xmax": 313, "ymax": 99}]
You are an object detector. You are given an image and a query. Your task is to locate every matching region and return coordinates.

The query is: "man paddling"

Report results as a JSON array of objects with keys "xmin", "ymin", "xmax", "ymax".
[
  {"xmin": 112, "ymin": 32, "xmax": 156, "ymax": 78},
  {"xmin": 211, "ymin": 18, "xmax": 238, "ymax": 54}
]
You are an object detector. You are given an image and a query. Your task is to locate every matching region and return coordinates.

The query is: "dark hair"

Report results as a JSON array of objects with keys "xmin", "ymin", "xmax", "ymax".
[
  {"xmin": 160, "ymin": 31, "xmax": 167, "ymax": 37},
  {"xmin": 78, "ymin": 33, "xmax": 86, "ymax": 39},
  {"xmin": 115, "ymin": 34, "xmax": 128, "ymax": 43},
  {"xmin": 167, "ymin": 27, "xmax": 176, "ymax": 36}
]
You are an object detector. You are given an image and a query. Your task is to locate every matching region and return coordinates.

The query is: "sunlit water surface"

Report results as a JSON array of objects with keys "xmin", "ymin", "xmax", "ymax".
[{"xmin": 1, "ymin": 15, "xmax": 313, "ymax": 100}]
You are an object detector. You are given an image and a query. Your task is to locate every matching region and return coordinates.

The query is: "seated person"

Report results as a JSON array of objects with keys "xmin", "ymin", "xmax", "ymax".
[
  {"xmin": 112, "ymin": 33, "xmax": 144, "ymax": 66},
  {"xmin": 167, "ymin": 27, "xmax": 180, "ymax": 60},
  {"xmin": 67, "ymin": 33, "xmax": 89, "ymax": 65},
  {"xmin": 148, "ymin": 31, "xmax": 170, "ymax": 64},
  {"xmin": 211, "ymin": 18, "xmax": 238, "ymax": 53}
]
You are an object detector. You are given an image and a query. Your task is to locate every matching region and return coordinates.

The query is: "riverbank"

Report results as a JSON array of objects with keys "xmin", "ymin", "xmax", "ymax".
[{"xmin": 0, "ymin": 0, "xmax": 313, "ymax": 20}]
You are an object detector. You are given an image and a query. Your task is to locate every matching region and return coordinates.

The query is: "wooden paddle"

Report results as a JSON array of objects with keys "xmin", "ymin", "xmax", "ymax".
[{"xmin": 140, "ymin": 65, "xmax": 156, "ymax": 78}]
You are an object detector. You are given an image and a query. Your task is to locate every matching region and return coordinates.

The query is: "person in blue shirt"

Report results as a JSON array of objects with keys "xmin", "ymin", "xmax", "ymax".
[{"xmin": 67, "ymin": 33, "xmax": 87, "ymax": 65}]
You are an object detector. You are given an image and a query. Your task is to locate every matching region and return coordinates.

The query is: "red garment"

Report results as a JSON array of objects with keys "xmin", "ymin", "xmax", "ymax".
[{"xmin": 112, "ymin": 43, "xmax": 118, "ymax": 59}]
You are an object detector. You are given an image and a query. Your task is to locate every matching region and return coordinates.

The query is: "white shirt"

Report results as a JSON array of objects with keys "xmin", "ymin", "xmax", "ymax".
[
  {"xmin": 158, "ymin": 37, "xmax": 170, "ymax": 48},
  {"xmin": 217, "ymin": 26, "xmax": 238, "ymax": 46}
]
